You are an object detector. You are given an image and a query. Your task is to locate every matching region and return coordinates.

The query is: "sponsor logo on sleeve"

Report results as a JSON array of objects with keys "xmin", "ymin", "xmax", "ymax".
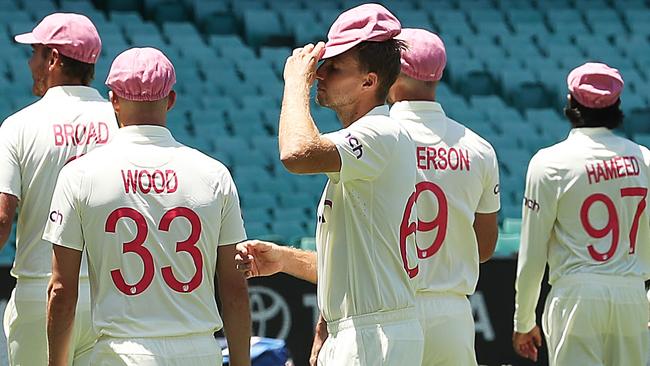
[
  {"xmin": 345, "ymin": 133, "xmax": 363, "ymax": 159},
  {"xmin": 49, "ymin": 210, "xmax": 63, "ymax": 224},
  {"xmin": 523, "ymin": 197, "xmax": 540, "ymax": 212}
]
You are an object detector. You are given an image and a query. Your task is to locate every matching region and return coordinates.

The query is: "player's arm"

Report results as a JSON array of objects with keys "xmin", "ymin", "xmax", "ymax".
[
  {"xmin": 279, "ymin": 42, "xmax": 342, "ymax": 174},
  {"xmin": 217, "ymin": 243, "xmax": 252, "ymax": 366},
  {"xmin": 309, "ymin": 314, "xmax": 328, "ymax": 365},
  {"xmin": 47, "ymin": 245, "xmax": 82, "ymax": 366},
  {"xmin": 513, "ymin": 155, "xmax": 557, "ymax": 361},
  {"xmin": 236, "ymin": 240, "xmax": 318, "ymax": 284},
  {"xmin": 474, "ymin": 212, "xmax": 498, "ymax": 263},
  {"xmin": 475, "ymin": 147, "xmax": 501, "ymax": 263},
  {"xmin": 41, "ymin": 164, "xmax": 86, "ymax": 366},
  {"xmin": 0, "ymin": 121, "xmax": 21, "ymax": 249},
  {"xmin": 0, "ymin": 193, "xmax": 17, "ymax": 249}
]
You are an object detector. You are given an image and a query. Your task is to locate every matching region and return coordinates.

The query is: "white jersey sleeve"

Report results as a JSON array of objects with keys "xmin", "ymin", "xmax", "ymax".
[
  {"xmin": 0, "ymin": 120, "xmax": 22, "ymax": 198},
  {"xmin": 217, "ymin": 172, "xmax": 246, "ymax": 246},
  {"xmin": 514, "ymin": 151, "xmax": 558, "ymax": 333},
  {"xmin": 324, "ymin": 118, "xmax": 399, "ymax": 183},
  {"xmin": 42, "ymin": 164, "xmax": 84, "ymax": 252},
  {"xmin": 477, "ymin": 146, "xmax": 501, "ymax": 214}
]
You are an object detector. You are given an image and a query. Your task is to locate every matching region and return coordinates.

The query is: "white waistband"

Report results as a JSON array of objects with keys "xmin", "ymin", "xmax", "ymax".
[
  {"xmin": 553, "ymin": 273, "xmax": 644, "ymax": 289},
  {"xmin": 327, "ymin": 307, "xmax": 417, "ymax": 334}
]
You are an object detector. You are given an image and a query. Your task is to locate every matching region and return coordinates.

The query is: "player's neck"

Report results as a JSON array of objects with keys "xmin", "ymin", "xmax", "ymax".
[
  {"xmin": 46, "ymin": 73, "xmax": 86, "ymax": 90},
  {"xmin": 118, "ymin": 113, "xmax": 167, "ymax": 128},
  {"xmin": 400, "ymin": 87, "xmax": 436, "ymax": 103},
  {"xmin": 334, "ymin": 99, "xmax": 384, "ymax": 128}
]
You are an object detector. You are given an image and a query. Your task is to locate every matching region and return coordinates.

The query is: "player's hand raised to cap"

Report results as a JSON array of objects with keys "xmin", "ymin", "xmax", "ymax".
[
  {"xmin": 283, "ymin": 42, "xmax": 325, "ymax": 86},
  {"xmin": 235, "ymin": 240, "xmax": 285, "ymax": 279}
]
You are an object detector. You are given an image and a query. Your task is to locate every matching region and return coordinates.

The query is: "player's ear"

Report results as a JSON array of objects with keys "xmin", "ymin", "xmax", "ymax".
[
  {"xmin": 48, "ymin": 48, "xmax": 60, "ymax": 70},
  {"xmin": 362, "ymin": 72, "xmax": 378, "ymax": 91},
  {"xmin": 108, "ymin": 90, "xmax": 120, "ymax": 113},
  {"xmin": 166, "ymin": 90, "xmax": 176, "ymax": 111}
]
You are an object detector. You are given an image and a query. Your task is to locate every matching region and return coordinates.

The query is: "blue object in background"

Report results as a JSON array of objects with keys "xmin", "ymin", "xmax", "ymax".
[{"xmin": 222, "ymin": 337, "xmax": 290, "ymax": 366}]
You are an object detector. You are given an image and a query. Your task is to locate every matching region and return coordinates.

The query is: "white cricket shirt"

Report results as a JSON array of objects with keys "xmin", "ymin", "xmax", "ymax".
[
  {"xmin": 0, "ymin": 86, "xmax": 117, "ymax": 279},
  {"xmin": 43, "ymin": 125, "xmax": 246, "ymax": 338},
  {"xmin": 390, "ymin": 101, "xmax": 500, "ymax": 295},
  {"xmin": 316, "ymin": 105, "xmax": 418, "ymax": 322},
  {"xmin": 514, "ymin": 127, "xmax": 650, "ymax": 332}
]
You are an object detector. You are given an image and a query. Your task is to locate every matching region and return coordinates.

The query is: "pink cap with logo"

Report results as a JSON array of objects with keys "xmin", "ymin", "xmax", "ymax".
[
  {"xmin": 397, "ymin": 28, "xmax": 446, "ymax": 81},
  {"xmin": 105, "ymin": 47, "xmax": 176, "ymax": 102},
  {"xmin": 14, "ymin": 13, "xmax": 101, "ymax": 64},
  {"xmin": 322, "ymin": 3, "xmax": 401, "ymax": 60},
  {"xmin": 567, "ymin": 62, "xmax": 624, "ymax": 109}
]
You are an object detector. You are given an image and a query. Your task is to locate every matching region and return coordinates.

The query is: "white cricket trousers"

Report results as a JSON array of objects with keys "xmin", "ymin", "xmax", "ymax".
[
  {"xmin": 416, "ymin": 292, "xmax": 477, "ymax": 366},
  {"xmin": 542, "ymin": 273, "xmax": 649, "ymax": 366},
  {"xmin": 3, "ymin": 277, "xmax": 95, "ymax": 366},
  {"xmin": 317, "ymin": 307, "xmax": 424, "ymax": 366},
  {"xmin": 90, "ymin": 333, "xmax": 223, "ymax": 365}
]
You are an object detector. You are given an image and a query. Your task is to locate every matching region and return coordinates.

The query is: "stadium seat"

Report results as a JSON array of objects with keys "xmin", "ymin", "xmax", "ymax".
[
  {"xmin": 502, "ymin": 217, "xmax": 522, "ymax": 234},
  {"xmin": 246, "ymin": 222, "xmax": 272, "ymax": 239},
  {"xmin": 242, "ymin": 10, "xmax": 286, "ymax": 47},
  {"xmin": 270, "ymin": 221, "xmax": 307, "ymax": 244},
  {"xmin": 300, "ymin": 237, "xmax": 316, "ymax": 251},
  {"xmin": 494, "ymin": 233, "xmax": 520, "ymax": 257}
]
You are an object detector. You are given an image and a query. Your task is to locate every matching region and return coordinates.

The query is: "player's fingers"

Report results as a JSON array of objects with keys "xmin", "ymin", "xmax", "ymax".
[
  {"xmin": 303, "ymin": 43, "xmax": 315, "ymax": 54},
  {"xmin": 292, "ymin": 47, "xmax": 302, "ymax": 56},
  {"xmin": 235, "ymin": 243, "xmax": 249, "ymax": 256},
  {"xmin": 312, "ymin": 41, "xmax": 325, "ymax": 60},
  {"xmin": 533, "ymin": 332, "xmax": 542, "ymax": 347},
  {"xmin": 243, "ymin": 270, "xmax": 252, "ymax": 279}
]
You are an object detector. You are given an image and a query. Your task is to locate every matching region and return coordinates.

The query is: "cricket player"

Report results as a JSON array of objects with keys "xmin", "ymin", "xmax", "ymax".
[
  {"xmin": 237, "ymin": 3, "xmax": 423, "ymax": 365},
  {"xmin": 43, "ymin": 47, "xmax": 251, "ymax": 366},
  {"xmin": 0, "ymin": 13, "xmax": 116, "ymax": 365},
  {"xmin": 386, "ymin": 28, "xmax": 500, "ymax": 366},
  {"xmin": 513, "ymin": 62, "xmax": 650, "ymax": 365}
]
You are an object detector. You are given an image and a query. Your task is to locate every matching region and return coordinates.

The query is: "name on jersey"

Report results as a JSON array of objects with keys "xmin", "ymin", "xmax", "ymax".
[
  {"xmin": 121, "ymin": 169, "xmax": 178, "ymax": 194},
  {"xmin": 585, "ymin": 155, "xmax": 640, "ymax": 184},
  {"xmin": 53, "ymin": 122, "xmax": 110, "ymax": 146},
  {"xmin": 416, "ymin": 146, "xmax": 470, "ymax": 171}
]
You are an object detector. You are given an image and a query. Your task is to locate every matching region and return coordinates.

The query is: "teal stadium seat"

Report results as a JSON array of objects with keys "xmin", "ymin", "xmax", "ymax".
[
  {"xmin": 270, "ymin": 221, "xmax": 307, "ymax": 244},
  {"xmin": 300, "ymin": 237, "xmax": 316, "ymax": 251},
  {"xmin": 244, "ymin": 208, "xmax": 272, "ymax": 226},
  {"xmin": 246, "ymin": 222, "xmax": 272, "ymax": 239},
  {"xmin": 243, "ymin": 10, "xmax": 286, "ymax": 47},
  {"xmin": 273, "ymin": 208, "xmax": 308, "ymax": 224},
  {"xmin": 494, "ymin": 233, "xmax": 520, "ymax": 257},
  {"xmin": 502, "ymin": 217, "xmax": 522, "ymax": 234}
]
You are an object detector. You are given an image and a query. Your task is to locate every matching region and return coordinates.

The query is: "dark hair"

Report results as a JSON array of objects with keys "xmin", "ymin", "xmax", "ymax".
[
  {"xmin": 353, "ymin": 39, "xmax": 406, "ymax": 102},
  {"xmin": 563, "ymin": 96, "xmax": 624, "ymax": 130},
  {"xmin": 58, "ymin": 52, "xmax": 95, "ymax": 86}
]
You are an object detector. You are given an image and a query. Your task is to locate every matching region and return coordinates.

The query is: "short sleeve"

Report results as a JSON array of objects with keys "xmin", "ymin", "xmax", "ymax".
[
  {"xmin": 42, "ymin": 165, "xmax": 85, "ymax": 251},
  {"xmin": 217, "ymin": 171, "xmax": 246, "ymax": 246},
  {"xmin": 323, "ymin": 118, "xmax": 398, "ymax": 183},
  {"xmin": 0, "ymin": 121, "xmax": 22, "ymax": 198},
  {"xmin": 476, "ymin": 146, "xmax": 501, "ymax": 214}
]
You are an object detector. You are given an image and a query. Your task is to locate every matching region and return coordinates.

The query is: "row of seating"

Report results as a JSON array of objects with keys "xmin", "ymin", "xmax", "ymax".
[{"xmin": 1, "ymin": 0, "xmax": 650, "ymax": 254}]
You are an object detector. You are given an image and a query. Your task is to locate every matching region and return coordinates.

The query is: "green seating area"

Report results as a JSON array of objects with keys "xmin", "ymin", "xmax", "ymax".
[{"xmin": 1, "ymin": 0, "xmax": 650, "ymax": 257}]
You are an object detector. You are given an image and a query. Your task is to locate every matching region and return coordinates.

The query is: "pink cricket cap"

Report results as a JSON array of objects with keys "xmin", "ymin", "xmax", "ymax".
[
  {"xmin": 14, "ymin": 13, "xmax": 101, "ymax": 64},
  {"xmin": 567, "ymin": 62, "xmax": 624, "ymax": 109},
  {"xmin": 397, "ymin": 28, "xmax": 446, "ymax": 82},
  {"xmin": 322, "ymin": 3, "xmax": 401, "ymax": 60},
  {"xmin": 105, "ymin": 47, "xmax": 176, "ymax": 102}
]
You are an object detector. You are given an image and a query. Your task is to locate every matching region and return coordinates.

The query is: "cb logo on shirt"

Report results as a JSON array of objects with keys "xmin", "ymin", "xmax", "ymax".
[
  {"xmin": 345, "ymin": 133, "xmax": 363, "ymax": 159},
  {"xmin": 49, "ymin": 210, "xmax": 63, "ymax": 225}
]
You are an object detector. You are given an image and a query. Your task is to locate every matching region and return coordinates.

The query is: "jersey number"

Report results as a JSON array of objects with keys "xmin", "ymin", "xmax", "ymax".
[
  {"xmin": 105, "ymin": 207, "xmax": 203, "ymax": 295},
  {"xmin": 580, "ymin": 187, "xmax": 647, "ymax": 262},
  {"xmin": 400, "ymin": 181, "xmax": 448, "ymax": 278}
]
